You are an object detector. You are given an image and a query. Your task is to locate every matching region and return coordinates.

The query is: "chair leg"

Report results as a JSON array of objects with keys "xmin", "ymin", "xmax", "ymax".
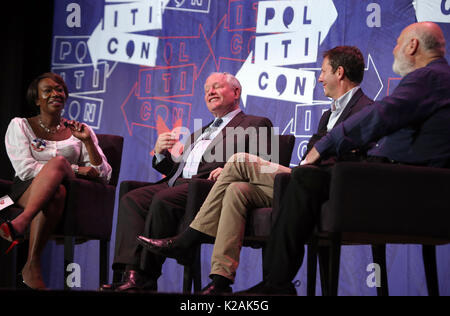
[
  {"xmin": 99, "ymin": 240, "xmax": 109, "ymax": 286},
  {"xmin": 327, "ymin": 233, "xmax": 341, "ymax": 296},
  {"xmin": 318, "ymin": 245, "xmax": 330, "ymax": 296},
  {"xmin": 64, "ymin": 236, "xmax": 75, "ymax": 290},
  {"xmin": 192, "ymin": 250, "xmax": 202, "ymax": 292},
  {"xmin": 422, "ymin": 245, "xmax": 439, "ymax": 296},
  {"xmin": 183, "ymin": 265, "xmax": 194, "ymax": 293},
  {"xmin": 183, "ymin": 245, "xmax": 202, "ymax": 293},
  {"xmin": 306, "ymin": 239, "xmax": 318, "ymax": 296},
  {"xmin": 371, "ymin": 244, "xmax": 389, "ymax": 296}
]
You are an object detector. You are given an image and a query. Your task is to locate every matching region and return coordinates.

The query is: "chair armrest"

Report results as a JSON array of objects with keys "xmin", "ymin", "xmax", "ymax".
[
  {"xmin": 271, "ymin": 172, "xmax": 292, "ymax": 226},
  {"xmin": 321, "ymin": 162, "xmax": 450, "ymax": 239},
  {"xmin": 119, "ymin": 180, "xmax": 154, "ymax": 200}
]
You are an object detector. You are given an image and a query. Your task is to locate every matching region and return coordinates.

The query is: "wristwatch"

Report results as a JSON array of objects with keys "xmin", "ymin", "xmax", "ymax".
[{"xmin": 72, "ymin": 164, "xmax": 79, "ymax": 174}]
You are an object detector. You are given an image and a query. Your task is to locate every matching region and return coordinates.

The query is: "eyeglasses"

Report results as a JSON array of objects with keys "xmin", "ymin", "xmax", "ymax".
[{"xmin": 40, "ymin": 85, "xmax": 66, "ymax": 99}]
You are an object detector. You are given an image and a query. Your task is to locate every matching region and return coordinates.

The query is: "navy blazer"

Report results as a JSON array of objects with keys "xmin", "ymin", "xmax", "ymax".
[
  {"xmin": 305, "ymin": 88, "xmax": 373, "ymax": 157},
  {"xmin": 316, "ymin": 58, "xmax": 450, "ymax": 168}
]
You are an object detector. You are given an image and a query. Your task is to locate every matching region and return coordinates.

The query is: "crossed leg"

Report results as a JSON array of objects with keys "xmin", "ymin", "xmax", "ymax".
[{"xmin": 14, "ymin": 156, "xmax": 74, "ymax": 288}]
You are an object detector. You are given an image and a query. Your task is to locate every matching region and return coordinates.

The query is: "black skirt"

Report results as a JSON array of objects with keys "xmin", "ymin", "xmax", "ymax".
[{"xmin": 9, "ymin": 176, "xmax": 33, "ymax": 202}]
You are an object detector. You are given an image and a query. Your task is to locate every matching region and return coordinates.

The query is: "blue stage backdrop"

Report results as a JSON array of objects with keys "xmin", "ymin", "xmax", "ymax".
[{"xmin": 43, "ymin": 0, "xmax": 450, "ymax": 295}]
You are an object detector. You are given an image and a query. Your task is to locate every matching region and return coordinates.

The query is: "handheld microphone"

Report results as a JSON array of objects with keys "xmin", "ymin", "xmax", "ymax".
[{"xmin": 64, "ymin": 121, "xmax": 82, "ymax": 132}]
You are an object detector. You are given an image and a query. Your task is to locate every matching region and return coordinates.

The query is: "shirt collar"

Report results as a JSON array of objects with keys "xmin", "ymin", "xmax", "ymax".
[
  {"xmin": 215, "ymin": 108, "xmax": 241, "ymax": 126},
  {"xmin": 332, "ymin": 86, "xmax": 360, "ymax": 112}
]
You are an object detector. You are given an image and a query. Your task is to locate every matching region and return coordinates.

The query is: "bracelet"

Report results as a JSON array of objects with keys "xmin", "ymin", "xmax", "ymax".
[{"xmin": 72, "ymin": 165, "xmax": 79, "ymax": 174}]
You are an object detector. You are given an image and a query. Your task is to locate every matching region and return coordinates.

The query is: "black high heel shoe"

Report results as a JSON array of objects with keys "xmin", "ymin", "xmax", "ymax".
[
  {"xmin": 16, "ymin": 274, "xmax": 34, "ymax": 290},
  {"xmin": 0, "ymin": 220, "xmax": 21, "ymax": 254}
]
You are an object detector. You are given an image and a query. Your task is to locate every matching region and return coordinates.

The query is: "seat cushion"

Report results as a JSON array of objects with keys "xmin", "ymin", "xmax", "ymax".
[{"xmin": 320, "ymin": 162, "xmax": 450, "ymax": 240}]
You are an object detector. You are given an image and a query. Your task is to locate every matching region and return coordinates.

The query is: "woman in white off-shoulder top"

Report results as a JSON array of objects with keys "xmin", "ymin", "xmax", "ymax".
[{"xmin": 0, "ymin": 72, "xmax": 112, "ymax": 289}]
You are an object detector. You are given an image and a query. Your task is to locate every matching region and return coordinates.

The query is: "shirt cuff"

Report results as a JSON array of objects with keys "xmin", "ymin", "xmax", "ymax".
[
  {"xmin": 71, "ymin": 164, "xmax": 79, "ymax": 174},
  {"xmin": 155, "ymin": 153, "xmax": 166, "ymax": 164}
]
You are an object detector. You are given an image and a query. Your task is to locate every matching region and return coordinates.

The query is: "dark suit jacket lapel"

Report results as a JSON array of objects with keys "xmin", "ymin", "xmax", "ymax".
[
  {"xmin": 183, "ymin": 118, "xmax": 214, "ymax": 151},
  {"xmin": 333, "ymin": 88, "xmax": 364, "ymax": 127},
  {"xmin": 318, "ymin": 110, "xmax": 332, "ymax": 133},
  {"xmin": 203, "ymin": 111, "xmax": 246, "ymax": 155},
  {"xmin": 159, "ymin": 112, "xmax": 246, "ymax": 181}
]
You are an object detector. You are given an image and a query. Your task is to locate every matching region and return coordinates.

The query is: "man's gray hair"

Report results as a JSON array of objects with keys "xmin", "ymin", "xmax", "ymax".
[
  {"xmin": 210, "ymin": 72, "xmax": 242, "ymax": 92},
  {"xmin": 421, "ymin": 31, "xmax": 446, "ymax": 56},
  {"xmin": 413, "ymin": 22, "xmax": 446, "ymax": 57}
]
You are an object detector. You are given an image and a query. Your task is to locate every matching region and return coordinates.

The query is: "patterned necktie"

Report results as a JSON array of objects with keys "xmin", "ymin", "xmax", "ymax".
[
  {"xmin": 201, "ymin": 118, "xmax": 223, "ymax": 139},
  {"xmin": 167, "ymin": 118, "xmax": 223, "ymax": 187},
  {"xmin": 213, "ymin": 117, "xmax": 223, "ymax": 127}
]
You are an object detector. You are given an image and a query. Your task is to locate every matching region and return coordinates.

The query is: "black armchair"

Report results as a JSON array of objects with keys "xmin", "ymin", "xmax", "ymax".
[
  {"xmin": 307, "ymin": 162, "xmax": 450, "ymax": 296},
  {"xmin": 182, "ymin": 135, "xmax": 296, "ymax": 292},
  {"xmin": 0, "ymin": 134, "xmax": 124, "ymax": 289}
]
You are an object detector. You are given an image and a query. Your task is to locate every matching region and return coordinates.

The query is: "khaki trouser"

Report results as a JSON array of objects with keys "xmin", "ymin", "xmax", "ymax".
[{"xmin": 190, "ymin": 152, "xmax": 292, "ymax": 281}]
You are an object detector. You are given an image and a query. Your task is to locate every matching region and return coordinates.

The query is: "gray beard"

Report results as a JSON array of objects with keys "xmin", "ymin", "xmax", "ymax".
[{"xmin": 392, "ymin": 58, "xmax": 414, "ymax": 77}]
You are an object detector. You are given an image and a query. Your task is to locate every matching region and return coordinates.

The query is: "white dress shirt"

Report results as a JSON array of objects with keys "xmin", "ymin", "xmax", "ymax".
[
  {"xmin": 155, "ymin": 109, "xmax": 241, "ymax": 178},
  {"xmin": 182, "ymin": 108, "xmax": 241, "ymax": 178},
  {"xmin": 326, "ymin": 86, "xmax": 360, "ymax": 131}
]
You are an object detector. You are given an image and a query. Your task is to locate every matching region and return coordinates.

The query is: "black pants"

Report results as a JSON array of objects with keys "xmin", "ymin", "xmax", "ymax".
[
  {"xmin": 262, "ymin": 165, "xmax": 332, "ymax": 285},
  {"xmin": 112, "ymin": 178, "xmax": 190, "ymax": 279}
]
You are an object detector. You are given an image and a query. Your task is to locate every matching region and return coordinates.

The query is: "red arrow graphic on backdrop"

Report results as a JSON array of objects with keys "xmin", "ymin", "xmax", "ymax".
[{"xmin": 120, "ymin": 82, "xmax": 192, "ymax": 142}]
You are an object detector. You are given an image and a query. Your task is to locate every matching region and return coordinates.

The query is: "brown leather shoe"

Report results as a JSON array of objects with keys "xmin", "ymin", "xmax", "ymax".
[
  {"xmin": 112, "ymin": 270, "xmax": 157, "ymax": 292},
  {"xmin": 136, "ymin": 235, "xmax": 195, "ymax": 266}
]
